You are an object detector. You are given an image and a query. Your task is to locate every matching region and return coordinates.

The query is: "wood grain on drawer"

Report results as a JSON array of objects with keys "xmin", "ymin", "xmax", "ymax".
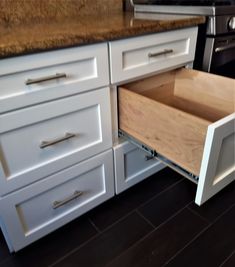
[
  {"xmin": 0, "ymin": 150, "xmax": 114, "ymax": 252},
  {"xmin": 0, "ymin": 43, "xmax": 109, "ymax": 113},
  {"xmin": 119, "ymin": 68, "xmax": 235, "ymax": 205},
  {"xmin": 0, "ymin": 87, "xmax": 112, "ymax": 196},
  {"xmin": 109, "ymin": 27, "xmax": 197, "ymax": 84}
]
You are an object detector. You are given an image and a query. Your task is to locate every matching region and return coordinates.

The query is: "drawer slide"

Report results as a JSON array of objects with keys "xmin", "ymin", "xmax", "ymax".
[{"xmin": 119, "ymin": 130, "xmax": 199, "ymax": 184}]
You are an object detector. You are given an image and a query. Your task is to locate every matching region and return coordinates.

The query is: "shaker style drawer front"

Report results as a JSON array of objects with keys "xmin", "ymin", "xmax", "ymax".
[
  {"xmin": 109, "ymin": 27, "xmax": 197, "ymax": 84},
  {"xmin": 0, "ymin": 87, "xmax": 112, "ymax": 196},
  {"xmin": 118, "ymin": 68, "xmax": 235, "ymax": 205},
  {"xmin": 0, "ymin": 43, "xmax": 109, "ymax": 113},
  {"xmin": 113, "ymin": 140, "xmax": 164, "ymax": 194},
  {"xmin": 0, "ymin": 150, "xmax": 114, "ymax": 252}
]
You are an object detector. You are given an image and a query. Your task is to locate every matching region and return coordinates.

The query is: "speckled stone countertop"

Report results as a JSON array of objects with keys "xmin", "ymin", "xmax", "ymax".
[{"xmin": 0, "ymin": 11, "xmax": 205, "ymax": 58}]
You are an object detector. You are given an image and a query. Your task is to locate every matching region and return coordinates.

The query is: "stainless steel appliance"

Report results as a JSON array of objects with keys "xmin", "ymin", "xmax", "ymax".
[{"xmin": 131, "ymin": 0, "xmax": 235, "ymax": 78}]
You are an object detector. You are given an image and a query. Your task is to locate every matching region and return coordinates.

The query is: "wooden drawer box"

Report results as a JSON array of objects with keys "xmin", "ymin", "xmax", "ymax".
[
  {"xmin": 118, "ymin": 68, "xmax": 235, "ymax": 205},
  {"xmin": 0, "ymin": 149, "xmax": 114, "ymax": 252},
  {"xmin": 109, "ymin": 27, "xmax": 197, "ymax": 84},
  {"xmin": 113, "ymin": 140, "xmax": 164, "ymax": 194},
  {"xmin": 0, "ymin": 43, "xmax": 109, "ymax": 113},
  {"xmin": 0, "ymin": 87, "xmax": 112, "ymax": 196}
]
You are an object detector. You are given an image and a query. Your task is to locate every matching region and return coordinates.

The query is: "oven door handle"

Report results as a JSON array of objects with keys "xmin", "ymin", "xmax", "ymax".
[{"xmin": 215, "ymin": 43, "xmax": 235, "ymax": 53}]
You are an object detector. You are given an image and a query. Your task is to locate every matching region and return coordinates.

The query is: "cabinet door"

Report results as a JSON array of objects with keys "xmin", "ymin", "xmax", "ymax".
[
  {"xmin": 114, "ymin": 140, "xmax": 164, "ymax": 194},
  {"xmin": 0, "ymin": 150, "xmax": 114, "ymax": 252}
]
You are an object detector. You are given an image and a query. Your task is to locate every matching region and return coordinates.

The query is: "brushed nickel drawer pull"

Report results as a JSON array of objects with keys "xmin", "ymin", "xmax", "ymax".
[
  {"xmin": 53, "ymin": 191, "xmax": 83, "ymax": 209},
  {"xmin": 148, "ymin": 49, "xmax": 174, "ymax": 58},
  {"xmin": 40, "ymin": 132, "xmax": 76, "ymax": 149},
  {"xmin": 145, "ymin": 155, "xmax": 154, "ymax": 161},
  {"xmin": 25, "ymin": 73, "xmax": 67, "ymax": 85}
]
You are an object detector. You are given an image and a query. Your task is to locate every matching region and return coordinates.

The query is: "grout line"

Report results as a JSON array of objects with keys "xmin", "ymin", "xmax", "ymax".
[
  {"xmin": 219, "ymin": 250, "xmax": 235, "ymax": 267},
  {"xmin": 49, "ymin": 231, "xmax": 100, "ymax": 267},
  {"xmin": 89, "ymin": 208, "xmax": 136, "ymax": 233},
  {"xmin": 98, "ymin": 177, "xmax": 186, "ymax": 234},
  {"xmin": 88, "ymin": 218, "xmax": 102, "ymax": 233},
  {"xmin": 151, "ymin": 202, "xmax": 195, "ymax": 231},
  {"xmin": 88, "ymin": 176, "xmax": 184, "ymax": 234},
  {"xmin": 210, "ymin": 203, "xmax": 235, "ymax": 225},
  {"xmin": 49, "ymin": 210, "xmax": 138, "ymax": 267},
  {"xmin": 163, "ymin": 204, "xmax": 235, "ymax": 267},
  {"xmin": 105, "ymin": 228, "xmax": 156, "ymax": 267},
  {"xmin": 135, "ymin": 209, "xmax": 156, "ymax": 229},
  {"xmin": 106, "ymin": 205, "xmax": 194, "ymax": 267},
  {"xmin": 163, "ymin": 216, "xmax": 212, "ymax": 266},
  {"xmin": 137, "ymin": 178, "xmax": 185, "ymax": 210},
  {"xmin": 187, "ymin": 201, "xmax": 235, "ymax": 226},
  {"xmin": 186, "ymin": 204, "xmax": 211, "ymax": 224}
]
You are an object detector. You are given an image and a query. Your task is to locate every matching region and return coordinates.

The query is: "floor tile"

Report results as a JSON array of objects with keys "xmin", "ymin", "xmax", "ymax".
[
  {"xmin": 138, "ymin": 179, "xmax": 196, "ymax": 227},
  {"xmin": 188, "ymin": 181, "xmax": 235, "ymax": 223},
  {"xmin": 106, "ymin": 208, "xmax": 209, "ymax": 267},
  {"xmin": 165, "ymin": 205, "xmax": 235, "ymax": 267},
  {"xmin": 52, "ymin": 212, "xmax": 153, "ymax": 267},
  {"xmin": 0, "ymin": 215, "xmax": 97, "ymax": 267},
  {"xmin": 89, "ymin": 168, "xmax": 182, "ymax": 231},
  {"xmin": 221, "ymin": 251, "xmax": 235, "ymax": 267}
]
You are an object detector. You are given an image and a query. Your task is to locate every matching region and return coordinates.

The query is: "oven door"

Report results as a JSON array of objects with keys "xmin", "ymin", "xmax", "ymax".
[{"xmin": 203, "ymin": 35, "xmax": 235, "ymax": 78}]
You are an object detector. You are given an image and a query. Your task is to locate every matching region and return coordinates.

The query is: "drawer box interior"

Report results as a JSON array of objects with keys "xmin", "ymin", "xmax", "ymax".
[{"xmin": 118, "ymin": 68, "xmax": 235, "ymax": 205}]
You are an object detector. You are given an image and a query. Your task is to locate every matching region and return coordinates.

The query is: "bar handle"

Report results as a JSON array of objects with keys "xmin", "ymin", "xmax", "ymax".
[
  {"xmin": 148, "ymin": 49, "xmax": 174, "ymax": 58},
  {"xmin": 25, "ymin": 73, "xmax": 67, "ymax": 85},
  {"xmin": 40, "ymin": 133, "xmax": 76, "ymax": 149},
  {"xmin": 53, "ymin": 191, "xmax": 83, "ymax": 209}
]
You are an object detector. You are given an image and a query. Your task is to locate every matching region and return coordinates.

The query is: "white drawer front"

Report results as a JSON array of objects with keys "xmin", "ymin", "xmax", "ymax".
[
  {"xmin": 0, "ymin": 87, "xmax": 112, "ymax": 195},
  {"xmin": 109, "ymin": 27, "xmax": 197, "ymax": 84},
  {"xmin": 113, "ymin": 140, "xmax": 164, "ymax": 194},
  {"xmin": 0, "ymin": 43, "xmax": 109, "ymax": 113},
  {"xmin": 0, "ymin": 149, "xmax": 114, "ymax": 252}
]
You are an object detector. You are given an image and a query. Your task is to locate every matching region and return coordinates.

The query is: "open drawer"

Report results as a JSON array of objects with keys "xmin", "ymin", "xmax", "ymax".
[{"xmin": 118, "ymin": 68, "xmax": 235, "ymax": 205}]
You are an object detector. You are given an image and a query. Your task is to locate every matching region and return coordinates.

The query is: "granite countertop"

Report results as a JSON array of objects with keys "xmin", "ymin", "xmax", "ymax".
[{"xmin": 0, "ymin": 12, "xmax": 205, "ymax": 58}]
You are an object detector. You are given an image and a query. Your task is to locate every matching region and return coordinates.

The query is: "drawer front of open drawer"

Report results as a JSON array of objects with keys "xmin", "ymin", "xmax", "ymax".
[
  {"xmin": 0, "ymin": 87, "xmax": 112, "ymax": 196},
  {"xmin": 109, "ymin": 27, "xmax": 197, "ymax": 84},
  {"xmin": 118, "ymin": 68, "xmax": 235, "ymax": 205},
  {"xmin": 0, "ymin": 150, "xmax": 114, "ymax": 252},
  {"xmin": 114, "ymin": 140, "xmax": 164, "ymax": 194},
  {"xmin": 0, "ymin": 43, "xmax": 109, "ymax": 113}
]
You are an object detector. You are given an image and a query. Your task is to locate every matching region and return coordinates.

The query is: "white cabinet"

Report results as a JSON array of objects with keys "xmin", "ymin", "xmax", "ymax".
[
  {"xmin": 113, "ymin": 140, "xmax": 164, "ymax": 194},
  {"xmin": 0, "ymin": 43, "xmax": 113, "ymax": 252},
  {"xmin": 1, "ymin": 24, "xmax": 233, "ymax": 252},
  {"xmin": 0, "ymin": 150, "xmax": 114, "ymax": 252},
  {"xmin": 109, "ymin": 27, "xmax": 235, "ymax": 206}
]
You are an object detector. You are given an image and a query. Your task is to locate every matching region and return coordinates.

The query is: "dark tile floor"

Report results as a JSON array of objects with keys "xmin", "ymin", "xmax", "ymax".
[{"xmin": 0, "ymin": 168, "xmax": 234, "ymax": 267}]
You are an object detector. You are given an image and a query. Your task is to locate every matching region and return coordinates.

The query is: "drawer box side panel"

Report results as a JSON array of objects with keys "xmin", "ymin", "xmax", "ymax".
[{"xmin": 118, "ymin": 87, "xmax": 209, "ymax": 176}]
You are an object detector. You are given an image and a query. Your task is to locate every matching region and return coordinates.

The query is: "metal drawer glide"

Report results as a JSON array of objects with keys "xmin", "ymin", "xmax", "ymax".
[{"xmin": 118, "ymin": 130, "xmax": 199, "ymax": 184}]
